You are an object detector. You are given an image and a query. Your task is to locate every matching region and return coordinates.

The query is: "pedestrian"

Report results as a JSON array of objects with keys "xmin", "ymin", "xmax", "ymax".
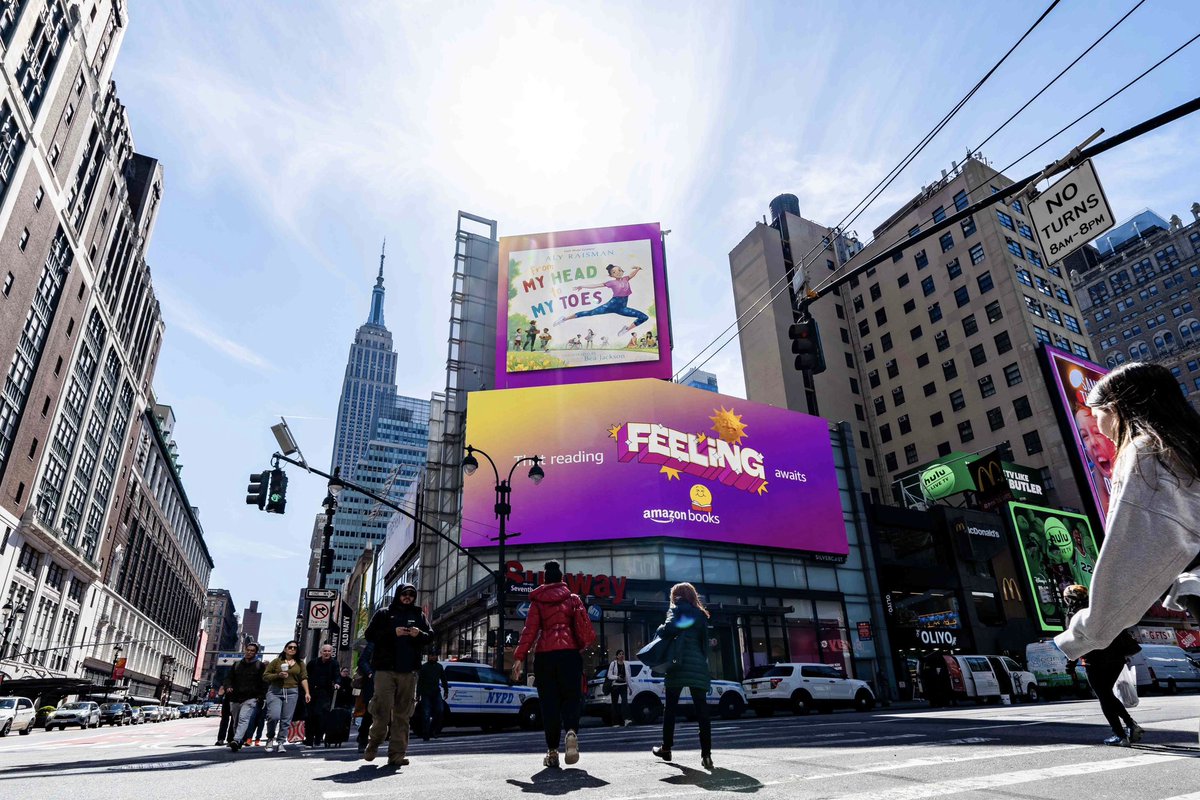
[
  {"xmin": 213, "ymin": 686, "xmax": 231, "ymax": 746},
  {"xmin": 355, "ymin": 644, "xmax": 375, "ymax": 753},
  {"xmin": 305, "ymin": 643, "xmax": 340, "ymax": 746},
  {"xmin": 223, "ymin": 642, "xmax": 266, "ymax": 753},
  {"xmin": 651, "ymin": 582, "xmax": 714, "ymax": 771},
  {"xmin": 263, "ymin": 640, "xmax": 311, "ymax": 753},
  {"xmin": 1062, "ymin": 584, "xmax": 1142, "ymax": 746},
  {"xmin": 606, "ymin": 650, "xmax": 631, "ymax": 726},
  {"xmin": 416, "ymin": 651, "xmax": 449, "ymax": 741},
  {"xmin": 335, "ymin": 667, "xmax": 355, "ymax": 708},
  {"xmin": 1055, "ymin": 362, "xmax": 1200, "ymax": 744},
  {"xmin": 512, "ymin": 559, "xmax": 597, "ymax": 769},
  {"xmin": 362, "ymin": 583, "xmax": 433, "ymax": 767}
]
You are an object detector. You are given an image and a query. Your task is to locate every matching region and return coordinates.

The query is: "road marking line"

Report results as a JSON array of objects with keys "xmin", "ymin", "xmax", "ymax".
[
  {"xmin": 947, "ymin": 720, "xmax": 1050, "ymax": 732},
  {"xmin": 1160, "ymin": 793, "xmax": 1200, "ymax": 800},
  {"xmin": 826, "ymin": 753, "xmax": 1186, "ymax": 800},
  {"xmin": 799, "ymin": 743, "xmax": 1086, "ymax": 781}
]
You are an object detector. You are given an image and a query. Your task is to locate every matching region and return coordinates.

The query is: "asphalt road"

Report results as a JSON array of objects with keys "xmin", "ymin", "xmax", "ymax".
[{"xmin": 3, "ymin": 696, "xmax": 1200, "ymax": 799}]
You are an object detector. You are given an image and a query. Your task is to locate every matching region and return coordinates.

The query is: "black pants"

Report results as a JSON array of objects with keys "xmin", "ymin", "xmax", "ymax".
[
  {"xmin": 216, "ymin": 699, "xmax": 232, "ymax": 741},
  {"xmin": 534, "ymin": 649, "xmax": 582, "ymax": 750},
  {"xmin": 610, "ymin": 684, "xmax": 629, "ymax": 723},
  {"xmin": 305, "ymin": 699, "xmax": 330, "ymax": 745},
  {"xmin": 662, "ymin": 686, "xmax": 711, "ymax": 757},
  {"xmin": 1085, "ymin": 648, "xmax": 1135, "ymax": 737}
]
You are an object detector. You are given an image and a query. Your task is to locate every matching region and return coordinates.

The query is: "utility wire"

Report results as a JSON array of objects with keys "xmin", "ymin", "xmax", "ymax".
[{"xmin": 671, "ymin": 0, "xmax": 1062, "ymax": 382}]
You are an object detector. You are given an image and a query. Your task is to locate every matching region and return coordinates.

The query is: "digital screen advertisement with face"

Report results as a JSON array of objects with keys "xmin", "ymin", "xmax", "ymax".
[
  {"xmin": 1008, "ymin": 501, "xmax": 1100, "ymax": 632},
  {"xmin": 1042, "ymin": 345, "xmax": 1114, "ymax": 527},
  {"xmin": 461, "ymin": 379, "xmax": 848, "ymax": 556}
]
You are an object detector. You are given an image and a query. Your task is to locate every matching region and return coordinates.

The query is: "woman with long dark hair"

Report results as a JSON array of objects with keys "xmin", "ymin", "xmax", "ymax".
[
  {"xmin": 1056, "ymin": 362, "xmax": 1200, "ymax": 744},
  {"xmin": 652, "ymin": 582, "xmax": 714, "ymax": 771},
  {"xmin": 263, "ymin": 641, "xmax": 311, "ymax": 753}
]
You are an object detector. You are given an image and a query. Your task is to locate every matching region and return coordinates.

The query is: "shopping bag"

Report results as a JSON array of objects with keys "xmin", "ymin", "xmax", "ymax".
[
  {"xmin": 1114, "ymin": 663, "xmax": 1139, "ymax": 708},
  {"xmin": 287, "ymin": 720, "xmax": 306, "ymax": 743}
]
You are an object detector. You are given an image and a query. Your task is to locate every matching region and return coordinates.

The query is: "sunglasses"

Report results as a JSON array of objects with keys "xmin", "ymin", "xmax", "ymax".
[
  {"xmin": 285, "ymin": 646, "xmax": 297, "ymax": 650},
  {"xmin": 400, "ymin": 591, "xmax": 417, "ymax": 597}
]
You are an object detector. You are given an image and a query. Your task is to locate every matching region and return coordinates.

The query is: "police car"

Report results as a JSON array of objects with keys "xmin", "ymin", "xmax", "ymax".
[
  {"xmin": 584, "ymin": 659, "xmax": 747, "ymax": 724},
  {"xmin": 742, "ymin": 662, "xmax": 875, "ymax": 715},
  {"xmin": 434, "ymin": 661, "xmax": 541, "ymax": 732}
]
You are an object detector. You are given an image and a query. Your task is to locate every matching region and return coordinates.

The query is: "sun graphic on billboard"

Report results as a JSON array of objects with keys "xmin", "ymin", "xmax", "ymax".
[{"xmin": 710, "ymin": 406, "xmax": 747, "ymax": 445}]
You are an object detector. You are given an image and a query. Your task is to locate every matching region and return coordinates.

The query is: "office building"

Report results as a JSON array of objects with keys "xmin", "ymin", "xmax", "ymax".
[
  {"xmin": 199, "ymin": 588, "xmax": 238, "ymax": 692},
  {"xmin": 240, "ymin": 600, "xmax": 262, "ymax": 645},
  {"xmin": 679, "ymin": 368, "xmax": 719, "ymax": 393}
]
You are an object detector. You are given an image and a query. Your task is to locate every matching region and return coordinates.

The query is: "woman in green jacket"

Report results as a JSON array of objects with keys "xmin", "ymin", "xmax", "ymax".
[
  {"xmin": 652, "ymin": 582, "xmax": 714, "ymax": 770},
  {"xmin": 262, "ymin": 641, "xmax": 311, "ymax": 752}
]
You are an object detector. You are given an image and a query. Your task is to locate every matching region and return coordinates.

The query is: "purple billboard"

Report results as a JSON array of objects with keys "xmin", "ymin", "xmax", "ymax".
[
  {"xmin": 461, "ymin": 379, "xmax": 848, "ymax": 556},
  {"xmin": 496, "ymin": 223, "xmax": 672, "ymax": 389}
]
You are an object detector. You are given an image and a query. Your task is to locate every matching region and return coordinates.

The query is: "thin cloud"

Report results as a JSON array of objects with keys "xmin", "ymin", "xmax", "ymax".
[{"xmin": 156, "ymin": 287, "xmax": 273, "ymax": 371}]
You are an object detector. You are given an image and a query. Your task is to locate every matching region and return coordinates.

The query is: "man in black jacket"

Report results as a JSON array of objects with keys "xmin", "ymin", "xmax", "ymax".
[
  {"xmin": 223, "ymin": 642, "xmax": 266, "ymax": 753},
  {"xmin": 305, "ymin": 643, "xmax": 341, "ymax": 746},
  {"xmin": 362, "ymin": 584, "xmax": 432, "ymax": 767}
]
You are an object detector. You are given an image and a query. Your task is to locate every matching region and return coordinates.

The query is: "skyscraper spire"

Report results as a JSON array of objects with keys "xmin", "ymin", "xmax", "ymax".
[{"xmin": 367, "ymin": 238, "xmax": 386, "ymax": 327}]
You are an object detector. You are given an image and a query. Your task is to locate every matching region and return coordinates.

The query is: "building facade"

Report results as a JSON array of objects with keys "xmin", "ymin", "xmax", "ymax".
[
  {"xmin": 240, "ymin": 599, "xmax": 261, "ymax": 645},
  {"xmin": 199, "ymin": 588, "xmax": 237, "ymax": 693},
  {"xmin": 679, "ymin": 368, "xmax": 719, "ymax": 393},
  {"xmin": 1069, "ymin": 203, "xmax": 1200, "ymax": 404}
]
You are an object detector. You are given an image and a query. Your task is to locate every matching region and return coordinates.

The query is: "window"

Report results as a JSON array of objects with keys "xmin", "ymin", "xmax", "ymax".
[
  {"xmin": 865, "ymin": 458, "xmax": 875, "ymax": 477},
  {"xmin": 16, "ymin": 543, "xmax": 40, "ymax": 574},
  {"xmin": 849, "ymin": 377, "xmax": 859, "ymax": 394},
  {"xmin": 954, "ymin": 285, "xmax": 970, "ymax": 307},
  {"xmin": 996, "ymin": 210, "xmax": 1015, "ymax": 230},
  {"xmin": 962, "ymin": 314, "xmax": 978, "ymax": 337},
  {"xmin": 844, "ymin": 352, "xmax": 854, "ymax": 368},
  {"xmin": 1023, "ymin": 430, "xmax": 1043, "ymax": 455},
  {"xmin": 855, "ymin": 404, "xmax": 865, "ymax": 422},
  {"xmin": 874, "ymin": 397, "xmax": 886, "ymax": 415},
  {"xmin": 942, "ymin": 359, "xmax": 957, "ymax": 380},
  {"xmin": 841, "ymin": 327, "xmax": 851, "ymax": 344},
  {"xmin": 961, "ymin": 216, "xmax": 976, "ymax": 237},
  {"xmin": 1046, "ymin": 306, "xmax": 1062, "ymax": 326},
  {"xmin": 880, "ymin": 424, "xmax": 892, "ymax": 443},
  {"xmin": 853, "ymin": 294, "xmax": 864, "ymax": 312},
  {"xmin": 875, "ymin": 308, "xmax": 888, "ymax": 326},
  {"xmin": 958, "ymin": 420, "xmax": 975, "ymax": 443},
  {"xmin": 868, "ymin": 369, "xmax": 880, "ymax": 388},
  {"xmin": 928, "ymin": 302, "xmax": 942, "ymax": 322},
  {"xmin": 950, "ymin": 389, "xmax": 966, "ymax": 411},
  {"xmin": 46, "ymin": 561, "xmax": 65, "ymax": 590},
  {"xmin": 1018, "ymin": 222, "xmax": 1035, "ymax": 241},
  {"xmin": 921, "ymin": 276, "xmax": 936, "ymax": 296},
  {"xmin": 1027, "ymin": 248, "xmax": 1043, "ymax": 267},
  {"xmin": 859, "ymin": 430, "xmax": 870, "ymax": 449},
  {"xmin": 904, "ymin": 443, "xmax": 919, "ymax": 465},
  {"xmin": 953, "ymin": 190, "xmax": 968, "ymax": 211},
  {"xmin": 994, "ymin": 330, "xmax": 1012, "ymax": 354},
  {"xmin": 937, "ymin": 441, "xmax": 952, "ymax": 456},
  {"xmin": 898, "ymin": 273, "xmax": 910, "ymax": 288},
  {"xmin": 885, "ymin": 453, "xmax": 898, "ymax": 472},
  {"xmin": 1015, "ymin": 267, "xmax": 1033, "ymax": 287},
  {"xmin": 923, "ymin": 381, "xmax": 936, "ymax": 397},
  {"xmin": 935, "ymin": 330, "xmax": 950, "ymax": 352},
  {"xmin": 1065, "ymin": 314, "xmax": 1082, "ymax": 334},
  {"xmin": 1011, "ymin": 199, "xmax": 1024, "ymax": 215},
  {"xmin": 1003, "ymin": 362, "xmax": 1022, "ymax": 386},
  {"xmin": 939, "ymin": 232, "xmax": 954, "ymax": 252},
  {"xmin": 34, "ymin": 186, "xmax": 44, "ymax": 209},
  {"xmin": 881, "ymin": 333, "xmax": 893, "ymax": 352},
  {"xmin": 916, "ymin": 353, "xmax": 930, "ymax": 368},
  {"xmin": 858, "ymin": 320, "xmax": 870, "ymax": 337},
  {"xmin": 910, "ymin": 325, "xmax": 923, "ymax": 341},
  {"xmin": 892, "ymin": 250, "xmax": 904, "ymax": 263},
  {"xmin": 863, "ymin": 343, "xmax": 875, "ymax": 362},
  {"xmin": 892, "ymin": 386, "xmax": 906, "ymax": 406},
  {"xmin": 1024, "ymin": 295, "xmax": 1044, "ymax": 317},
  {"xmin": 914, "ymin": 250, "xmax": 929, "ymax": 270},
  {"xmin": 933, "ymin": 205, "xmax": 946, "ymax": 223},
  {"xmin": 908, "ymin": 225, "xmax": 920, "ymax": 238},
  {"xmin": 985, "ymin": 300, "xmax": 1003, "ymax": 323},
  {"xmin": 18, "ymin": 228, "xmax": 29, "ymax": 250},
  {"xmin": 977, "ymin": 271, "xmax": 994, "ymax": 294},
  {"xmin": 979, "ymin": 375, "xmax": 996, "ymax": 398},
  {"xmin": 835, "ymin": 304, "xmax": 845, "ymax": 319},
  {"xmin": 2, "ymin": 271, "xmax": 11, "ymax": 296},
  {"xmin": 870, "ymin": 283, "xmax": 881, "ymax": 301},
  {"xmin": 946, "ymin": 258, "xmax": 962, "ymax": 280},
  {"xmin": 987, "ymin": 407, "xmax": 1005, "ymax": 431},
  {"xmin": 931, "ymin": 411, "xmax": 944, "ymax": 427},
  {"xmin": 969, "ymin": 243, "xmax": 985, "ymax": 265},
  {"xmin": 1014, "ymin": 395, "xmax": 1032, "ymax": 420},
  {"xmin": 970, "ymin": 344, "xmax": 987, "ymax": 366},
  {"xmin": 903, "ymin": 298, "xmax": 916, "ymax": 314}
]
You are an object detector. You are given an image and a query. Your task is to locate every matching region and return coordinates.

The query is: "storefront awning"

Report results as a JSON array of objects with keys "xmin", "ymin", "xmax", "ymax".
[{"xmin": 0, "ymin": 677, "xmax": 99, "ymax": 699}]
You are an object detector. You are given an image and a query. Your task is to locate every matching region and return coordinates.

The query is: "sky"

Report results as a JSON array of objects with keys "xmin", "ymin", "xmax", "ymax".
[{"xmin": 111, "ymin": 1, "xmax": 1200, "ymax": 650}]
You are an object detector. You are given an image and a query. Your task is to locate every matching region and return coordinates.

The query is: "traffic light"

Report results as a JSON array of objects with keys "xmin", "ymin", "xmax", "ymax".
[
  {"xmin": 246, "ymin": 471, "xmax": 271, "ymax": 510},
  {"xmin": 789, "ymin": 318, "xmax": 826, "ymax": 374},
  {"xmin": 265, "ymin": 467, "xmax": 288, "ymax": 514}
]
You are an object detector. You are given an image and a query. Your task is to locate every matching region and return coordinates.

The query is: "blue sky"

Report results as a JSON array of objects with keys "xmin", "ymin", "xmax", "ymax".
[{"xmin": 111, "ymin": 1, "xmax": 1200, "ymax": 648}]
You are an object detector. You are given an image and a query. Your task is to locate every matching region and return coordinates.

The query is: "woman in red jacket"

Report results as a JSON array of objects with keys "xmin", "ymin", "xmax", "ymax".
[{"xmin": 512, "ymin": 560, "xmax": 597, "ymax": 768}]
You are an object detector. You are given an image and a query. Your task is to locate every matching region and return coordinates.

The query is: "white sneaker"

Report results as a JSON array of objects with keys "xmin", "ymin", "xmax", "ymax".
[
  {"xmin": 264, "ymin": 738, "xmax": 276, "ymax": 753},
  {"xmin": 564, "ymin": 730, "xmax": 579, "ymax": 765}
]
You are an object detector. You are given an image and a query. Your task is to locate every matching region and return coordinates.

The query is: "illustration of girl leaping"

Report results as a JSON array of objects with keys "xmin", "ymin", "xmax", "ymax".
[{"xmin": 554, "ymin": 264, "xmax": 650, "ymax": 335}]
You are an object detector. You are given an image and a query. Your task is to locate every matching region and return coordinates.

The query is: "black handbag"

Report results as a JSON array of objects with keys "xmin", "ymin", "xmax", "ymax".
[
  {"xmin": 602, "ymin": 677, "xmax": 613, "ymax": 696},
  {"xmin": 637, "ymin": 635, "xmax": 680, "ymax": 672}
]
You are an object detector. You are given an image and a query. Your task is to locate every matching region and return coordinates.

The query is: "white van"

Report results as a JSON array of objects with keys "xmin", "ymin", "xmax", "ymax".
[
  {"xmin": 1129, "ymin": 644, "xmax": 1200, "ymax": 693},
  {"xmin": 1025, "ymin": 640, "xmax": 1090, "ymax": 699},
  {"xmin": 920, "ymin": 654, "xmax": 1039, "ymax": 705}
]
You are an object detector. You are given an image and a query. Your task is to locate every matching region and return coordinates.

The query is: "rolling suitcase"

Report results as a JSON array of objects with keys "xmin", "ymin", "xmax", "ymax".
[{"xmin": 324, "ymin": 705, "xmax": 353, "ymax": 747}]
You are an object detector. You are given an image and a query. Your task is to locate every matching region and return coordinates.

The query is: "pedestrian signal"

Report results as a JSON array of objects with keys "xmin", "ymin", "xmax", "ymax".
[{"xmin": 789, "ymin": 318, "xmax": 826, "ymax": 374}]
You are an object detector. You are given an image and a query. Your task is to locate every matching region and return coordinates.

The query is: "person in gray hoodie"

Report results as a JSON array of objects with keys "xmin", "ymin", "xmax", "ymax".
[{"xmin": 1055, "ymin": 362, "xmax": 1200, "ymax": 743}]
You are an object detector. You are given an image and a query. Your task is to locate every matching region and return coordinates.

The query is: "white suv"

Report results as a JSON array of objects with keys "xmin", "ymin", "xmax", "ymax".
[
  {"xmin": 0, "ymin": 696, "xmax": 36, "ymax": 736},
  {"xmin": 743, "ymin": 663, "xmax": 875, "ymax": 715},
  {"xmin": 585, "ymin": 659, "xmax": 747, "ymax": 724}
]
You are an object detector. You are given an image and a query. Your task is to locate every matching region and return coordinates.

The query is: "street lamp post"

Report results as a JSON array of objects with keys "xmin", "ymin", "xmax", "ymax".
[
  {"xmin": 1, "ymin": 602, "xmax": 27, "ymax": 661},
  {"xmin": 462, "ymin": 445, "xmax": 544, "ymax": 674}
]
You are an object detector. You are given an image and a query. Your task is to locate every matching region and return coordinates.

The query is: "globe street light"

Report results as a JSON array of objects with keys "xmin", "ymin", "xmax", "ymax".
[{"xmin": 462, "ymin": 445, "xmax": 544, "ymax": 673}]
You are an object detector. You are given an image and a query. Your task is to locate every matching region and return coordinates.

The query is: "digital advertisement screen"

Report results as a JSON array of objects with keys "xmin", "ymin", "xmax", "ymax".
[
  {"xmin": 1041, "ymin": 345, "xmax": 1113, "ymax": 527},
  {"xmin": 1008, "ymin": 502, "xmax": 1100, "ymax": 632},
  {"xmin": 496, "ymin": 223, "xmax": 672, "ymax": 389},
  {"xmin": 461, "ymin": 379, "xmax": 847, "ymax": 556}
]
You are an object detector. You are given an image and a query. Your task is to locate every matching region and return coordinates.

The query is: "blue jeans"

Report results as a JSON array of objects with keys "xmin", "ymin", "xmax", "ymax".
[
  {"xmin": 419, "ymin": 693, "xmax": 444, "ymax": 737},
  {"xmin": 265, "ymin": 687, "xmax": 298, "ymax": 741},
  {"xmin": 573, "ymin": 295, "xmax": 648, "ymax": 326},
  {"xmin": 230, "ymin": 698, "xmax": 259, "ymax": 742}
]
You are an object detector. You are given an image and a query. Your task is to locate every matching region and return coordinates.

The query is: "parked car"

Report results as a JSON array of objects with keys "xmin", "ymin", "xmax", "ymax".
[
  {"xmin": 585, "ymin": 659, "xmax": 747, "ymax": 724},
  {"xmin": 45, "ymin": 701, "xmax": 101, "ymax": 730},
  {"xmin": 0, "ymin": 696, "xmax": 37, "ymax": 736},
  {"xmin": 742, "ymin": 663, "xmax": 874, "ymax": 716},
  {"xmin": 99, "ymin": 702, "xmax": 134, "ymax": 727},
  {"xmin": 179, "ymin": 704, "xmax": 196, "ymax": 718},
  {"xmin": 200, "ymin": 702, "xmax": 218, "ymax": 717},
  {"xmin": 129, "ymin": 706, "xmax": 145, "ymax": 725},
  {"xmin": 920, "ymin": 654, "xmax": 1039, "ymax": 706},
  {"xmin": 424, "ymin": 661, "xmax": 541, "ymax": 733},
  {"xmin": 1130, "ymin": 644, "xmax": 1200, "ymax": 693},
  {"xmin": 140, "ymin": 705, "xmax": 163, "ymax": 723},
  {"xmin": 1025, "ymin": 640, "xmax": 1090, "ymax": 699}
]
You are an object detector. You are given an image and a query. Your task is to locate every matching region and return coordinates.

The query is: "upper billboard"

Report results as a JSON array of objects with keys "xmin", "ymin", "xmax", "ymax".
[
  {"xmin": 496, "ymin": 223, "xmax": 671, "ymax": 389},
  {"xmin": 462, "ymin": 379, "xmax": 847, "ymax": 557},
  {"xmin": 1040, "ymin": 344, "xmax": 1112, "ymax": 527}
]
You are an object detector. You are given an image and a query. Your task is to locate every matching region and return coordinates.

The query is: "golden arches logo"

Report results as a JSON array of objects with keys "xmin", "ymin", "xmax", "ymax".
[{"xmin": 1002, "ymin": 577, "xmax": 1022, "ymax": 602}]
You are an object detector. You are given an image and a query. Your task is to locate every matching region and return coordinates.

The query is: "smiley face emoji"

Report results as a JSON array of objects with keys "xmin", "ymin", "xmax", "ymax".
[{"xmin": 689, "ymin": 484, "xmax": 713, "ymax": 512}]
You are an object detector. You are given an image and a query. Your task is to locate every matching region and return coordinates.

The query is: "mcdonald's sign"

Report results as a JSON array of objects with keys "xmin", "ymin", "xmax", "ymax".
[{"xmin": 1001, "ymin": 577, "xmax": 1022, "ymax": 602}]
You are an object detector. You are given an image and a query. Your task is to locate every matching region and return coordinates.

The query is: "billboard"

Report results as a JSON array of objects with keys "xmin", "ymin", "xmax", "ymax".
[
  {"xmin": 497, "ymin": 223, "xmax": 671, "ymax": 389},
  {"xmin": 1008, "ymin": 502, "xmax": 1100, "ymax": 632},
  {"xmin": 462, "ymin": 379, "xmax": 847, "ymax": 556},
  {"xmin": 1040, "ymin": 344, "xmax": 1113, "ymax": 526}
]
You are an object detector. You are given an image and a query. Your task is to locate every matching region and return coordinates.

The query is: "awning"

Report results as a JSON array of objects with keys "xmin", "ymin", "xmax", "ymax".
[{"xmin": 0, "ymin": 677, "xmax": 99, "ymax": 699}]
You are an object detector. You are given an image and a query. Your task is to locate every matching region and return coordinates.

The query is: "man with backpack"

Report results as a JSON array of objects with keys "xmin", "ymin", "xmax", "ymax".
[{"xmin": 224, "ymin": 642, "xmax": 266, "ymax": 753}]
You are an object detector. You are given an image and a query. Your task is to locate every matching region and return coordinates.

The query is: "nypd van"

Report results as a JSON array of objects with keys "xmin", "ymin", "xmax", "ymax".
[
  {"xmin": 432, "ymin": 661, "xmax": 542, "ymax": 732},
  {"xmin": 584, "ymin": 659, "xmax": 747, "ymax": 724}
]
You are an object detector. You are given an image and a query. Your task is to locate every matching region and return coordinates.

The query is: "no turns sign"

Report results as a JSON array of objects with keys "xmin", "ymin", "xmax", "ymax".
[{"xmin": 1027, "ymin": 159, "xmax": 1115, "ymax": 263}]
